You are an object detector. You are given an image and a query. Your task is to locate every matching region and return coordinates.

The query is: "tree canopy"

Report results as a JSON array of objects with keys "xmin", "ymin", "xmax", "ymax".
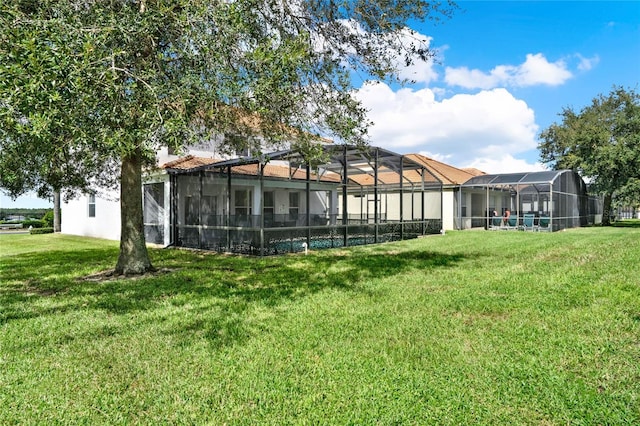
[
  {"xmin": 538, "ymin": 86, "xmax": 640, "ymax": 225},
  {"xmin": 0, "ymin": 0, "xmax": 456, "ymax": 274}
]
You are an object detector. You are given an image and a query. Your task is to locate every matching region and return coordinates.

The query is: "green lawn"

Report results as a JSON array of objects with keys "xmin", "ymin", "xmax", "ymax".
[{"xmin": 1, "ymin": 226, "xmax": 639, "ymax": 424}]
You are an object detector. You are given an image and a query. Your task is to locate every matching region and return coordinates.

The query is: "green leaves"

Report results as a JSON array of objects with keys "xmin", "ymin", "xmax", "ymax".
[
  {"xmin": 1, "ymin": 0, "xmax": 457, "ymax": 270},
  {"xmin": 538, "ymin": 87, "xmax": 640, "ymax": 213},
  {"xmin": 4, "ymin": 0, "xmax": 455, "ymax": 158}
]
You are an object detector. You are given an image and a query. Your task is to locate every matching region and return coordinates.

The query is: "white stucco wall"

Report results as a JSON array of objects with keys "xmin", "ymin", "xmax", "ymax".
[
  {"xmin": 343, "ymin": 189, "xmax": 445, "ymax": 224},
  {"xmin": 175, "ymin": 174, "xmax": 334, "ymax": 218},
  {"xmin": 61, "ymin": 191, "xmax": 121, "ymax": 241},
  {"xmin": 441, "ymin": 189, "xmax": 455, "ymax": 231}
]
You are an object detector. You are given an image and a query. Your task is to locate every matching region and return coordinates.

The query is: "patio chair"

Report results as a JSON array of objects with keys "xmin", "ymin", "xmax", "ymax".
[
  {"xmin": 507, "ymin": 216, "xmax": 518, "ymax": 230},
  {"xmin": 538, "ymin": 216, "xmax": 551, "ymax": 232},
  {"xmin": 522, "ymin": 213, "xmax": 537, "ymax": 231},
  {"xmin": 490, "ymin": 216, "xmax": 502, "ymax": 230}
]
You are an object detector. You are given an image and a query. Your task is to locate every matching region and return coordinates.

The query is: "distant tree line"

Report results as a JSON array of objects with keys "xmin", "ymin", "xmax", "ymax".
[{"xmin": 0, "ymin": 208, "xmax": 52, "ymax": 222}]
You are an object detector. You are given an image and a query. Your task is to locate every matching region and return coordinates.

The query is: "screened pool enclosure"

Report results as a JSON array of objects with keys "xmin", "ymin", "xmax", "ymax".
[
  {"xmin": 143, "ymin": 145, "xmax": 444, "ymax": 254},
  {"xmin": 457, "ymin": 170, "xmax": 602, "ymax": 231}
]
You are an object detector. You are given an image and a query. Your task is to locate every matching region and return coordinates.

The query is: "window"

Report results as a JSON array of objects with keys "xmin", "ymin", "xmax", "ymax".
[
  {"xmin": 143, "ymin": 183, "xmax": 165, "ymax": 223},
  {"xmin": 263, "ymin": 191, "xmax": 275, "ymax": 216},
  {"xmin": 235, "ymin": 189, "xmax": 252, "ymax": 216},
  {"xmin": 184, "ymin": 196, "xmax": 199, "ymax": 225},
  {"xmin": 201, "ymin": 195, "xmax": 218, "ymax": 226},
  {"xmin": 460, "ymin": 192, "xmax": 467, "ymax": 217},
  {"xmin": 289, "ymin": 192, "xmax": 299, "ymax": 220},
  {"xmin": 88, "ymin": 194, "xmax": 96, "ymax": 218}
]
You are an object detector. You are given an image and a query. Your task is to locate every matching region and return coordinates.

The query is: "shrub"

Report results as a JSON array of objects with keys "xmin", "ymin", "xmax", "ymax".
[
  {"xmin": 22, "ymin": 219, "xmax": 45, "ymax": 228},
  {"xmin": 29, "ymin": 227, "xmax": 54, "ymax": 234},
  {"xmin": 42, "ymin": 210, "xmax": 54, "ymax": 228}
]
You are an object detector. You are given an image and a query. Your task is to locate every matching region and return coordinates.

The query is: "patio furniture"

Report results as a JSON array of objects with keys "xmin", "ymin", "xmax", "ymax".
[
  {"xmin": 506, "ymin": 216, "xmax": 518, "ymax": 230},
  {"xmin": 538, "ymin": 216, "xmax": 551, "ymax": 232},
  {"xmin": 522, "ymin": 213, "xmax": 537, "ymax": 231},
  {"xmin": 491, "ymin": 216, "xmax": 502, "ymax": 230}
]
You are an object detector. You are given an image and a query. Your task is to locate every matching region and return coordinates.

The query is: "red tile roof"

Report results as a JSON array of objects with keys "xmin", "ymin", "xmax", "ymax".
[
  {"xmin": 406, "ymin": 154, "xmax": 485, "ymax": 185},
  {"xmin": 161, "ymin": 153, "xmax": 484, "ymax": 186},
  {"xmin": 162, "ymin": 155, "xmax": 220, "ymax": 170},
  {"xmin": 161, "ymin": 155, "xmax": 340, "ymax": 182},
  {"xmin": 461, "ymin": 167, "xmax": 486, "ymax": 177}
]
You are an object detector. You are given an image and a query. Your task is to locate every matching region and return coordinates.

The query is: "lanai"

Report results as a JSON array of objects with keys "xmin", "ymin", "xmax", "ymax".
[
  {"xmin": 459, "ymin": 169, "xmax": 601, "ymax": 231},
  {"xmin": 160, "ymin": 144, "xmax": 443, "ymax": 254}
]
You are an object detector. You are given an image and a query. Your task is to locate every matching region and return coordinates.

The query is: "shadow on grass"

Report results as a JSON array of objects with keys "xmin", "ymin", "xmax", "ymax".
[
  {"xmin": 612, "ymin": 219, "xmax": 640, "ymax": 228},
  {"xmin": 1, "ymin": 245, "xmax": 469, "ymax": 349}
]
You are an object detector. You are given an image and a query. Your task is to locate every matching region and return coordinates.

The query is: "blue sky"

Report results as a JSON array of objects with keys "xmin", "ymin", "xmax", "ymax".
[
  {"xmin": 2, "ymin": 0, "xmax": 639, "ymax": 209},
  {"xmin": 355, "ymin": 0, "xmax": 640, "ymax": 173}
]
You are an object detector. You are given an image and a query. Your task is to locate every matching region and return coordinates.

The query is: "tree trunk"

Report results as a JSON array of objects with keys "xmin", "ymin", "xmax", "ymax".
[
  {"xmin": 53, "ymin": 190, "xmax": 61, "ymax": 232},
  {"xmin": 602, "ymin": 192, "xmax": 613, "ymax": 226},
  {"xmin": 115, "ymin": 149, "xmax": 154, "ymax": 275}
]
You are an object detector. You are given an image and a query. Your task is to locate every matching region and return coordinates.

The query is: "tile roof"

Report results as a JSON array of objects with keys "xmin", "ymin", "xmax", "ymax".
[
  {"xmin": 461, "ymin": 167, "xmax": 486, "ymax": 177},
  {"xmin": 161, "ymin": 155, "xmax": 340, "ymax": 182},
  {"xmin": 162, "ymin": 155, "xmax": 220, "ymax": 170},
  {"xmin": 347, "ymin": 169, "xmax": 431, "ymax": 186},
  {"xmin": 193, "ymin": 104, "xmax": 334, "ymax": 145},
  {"xmin": 162, "ymin": 153, "xmax": 484, "ymax": 187},
  {"xmin": 230, "ymin": 163, "xmax": 340, "ymax": 182},
  {"xmin": 405, "ymin": 154, "xmax": 485, "ymax": 185}
]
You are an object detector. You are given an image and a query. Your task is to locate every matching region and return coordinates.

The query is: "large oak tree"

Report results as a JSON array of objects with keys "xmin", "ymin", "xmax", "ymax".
[
  {"xmin": 1, "ymin": 0, "xmax": 456, "ymax": 274},
  {"xmin": 538, "ymin": 87, "xmax": 640, "ymax": 225}
]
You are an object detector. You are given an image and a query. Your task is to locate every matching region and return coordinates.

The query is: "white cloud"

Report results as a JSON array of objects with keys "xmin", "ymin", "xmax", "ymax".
[
  {"xmin": 417, "ymin": 151, "xmax": 546, "ymax": 174},
  {"xmin": 418, "ymin": 150, "xmax": 453, "ymax": 164},
  {"xmin": 576, "ymin": 54, "xmax": 600, "ymax": 71},
  {"xmin": 314, "ymin": 21, "xmax": 439, "ymax": 85},
  {"xmin": 517, "ymin": 53, "xmax": 573, "ymax": 86},
  {"xmin": 465, "ymin": 155, "xmax": 547, "ymax": 174},
  {"xmin": 445, "ymin": 53, "xmax": 573, "ymax": 89},
  {"xmin": 355, "ymin": 82, "xmax": 542, "ymax": 174},
  {"xmin": 392, "ymin": 28, "xmax": 439, "ymax": 84}
]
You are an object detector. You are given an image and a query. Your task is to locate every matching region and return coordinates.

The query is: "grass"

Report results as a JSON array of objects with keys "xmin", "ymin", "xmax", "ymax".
[
  {"xmin": 1, "ymin": 226, "xmax": 639, "ymax": 425},
  {"xmin": 613, "ymin": 218, "xmax": 640, "ymax": 228}
]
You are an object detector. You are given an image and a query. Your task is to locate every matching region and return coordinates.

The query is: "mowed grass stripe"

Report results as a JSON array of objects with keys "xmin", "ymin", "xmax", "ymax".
[{"xmin": 1, "ymin": 225, "xmax": 638, "ymax": 424}]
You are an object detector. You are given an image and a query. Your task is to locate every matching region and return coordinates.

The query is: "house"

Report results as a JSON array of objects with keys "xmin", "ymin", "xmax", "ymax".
[
  {"xmin": 404, "ymin": 154, "xmax": 485, "ymax": 231},
  {"xmin": 147, "ymin": 145, "xmax": 447, "ymax": 254},
  {"xmin": 61, "ymin": 143, "xmax": 231, "ymax": 243},
  {"xmin": 66, "ymin": 142, "xmax": 497, "ymax": 253},
  {"xmin": 63, "ymin": 139, "xmax": 602, "ymax": 253}
]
